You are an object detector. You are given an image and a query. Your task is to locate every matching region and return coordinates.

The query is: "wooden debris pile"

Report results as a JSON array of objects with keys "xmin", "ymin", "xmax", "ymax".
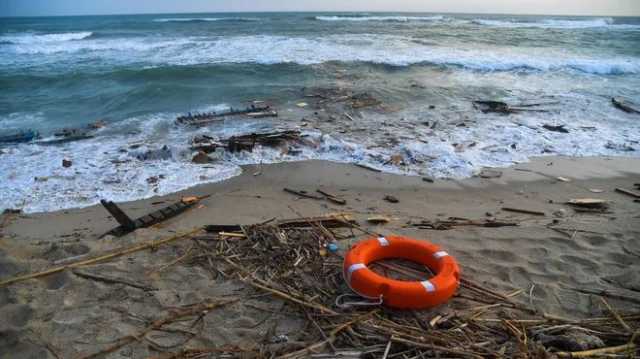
[
  {"xmin": 187, "ymin": 217, "xmax": 639, "ymax": 358},
  {"xmin": 1, "ymin": 214, "xmax": 638, "ymax": 358},
  {"xmin": 191, "ymin": 130, "xmax": 304, "ymax": 155}
]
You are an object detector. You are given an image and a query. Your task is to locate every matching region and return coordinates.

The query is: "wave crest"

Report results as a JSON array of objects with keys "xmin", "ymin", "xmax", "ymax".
[
  {"xmin": 0, "ymin": 31, "xmax": 93, "ymax": 44},
  {"xmin": 315, "ymin": 15, "xmax": 445, "ymax": 22},
  {"xmin": 471, "ymin": 17, "xmax": 637, "ymax": 29},
  {"xmin": 153, "ymin": 17, "xmax": 260, "ymax": 23}
]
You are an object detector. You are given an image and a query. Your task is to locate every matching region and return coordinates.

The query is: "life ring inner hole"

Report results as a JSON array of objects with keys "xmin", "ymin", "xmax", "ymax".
[{"xmin": 368, "ymin": 258, "xmax": 435, "ymax": 282}]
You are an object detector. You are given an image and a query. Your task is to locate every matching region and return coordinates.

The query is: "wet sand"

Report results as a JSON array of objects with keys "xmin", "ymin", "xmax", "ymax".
[{"xmin": 1, "ymin": 156, "xmax": 639, "ymax": 358}]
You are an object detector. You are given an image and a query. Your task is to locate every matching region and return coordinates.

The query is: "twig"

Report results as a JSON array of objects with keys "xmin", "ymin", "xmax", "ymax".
[
  {"xmin": 600, "ymin": 297, "xmax": 633, "ymax": 334},
  {"xmin": 0, "ymin": 228, "xmax": 202, "ymax": 287},
  {"xmin": 72, "ymin": 269, "xmax": 156, "ymax": 291},
  {"xmin": 556, "ymin": 343, "xmax": 636, "ymax": 358}
]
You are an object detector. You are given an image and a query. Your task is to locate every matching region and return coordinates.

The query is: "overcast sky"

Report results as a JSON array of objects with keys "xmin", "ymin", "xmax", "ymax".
[{"xmin": 2, "ymin": 0, "xmax": 640, "ymax": 17}]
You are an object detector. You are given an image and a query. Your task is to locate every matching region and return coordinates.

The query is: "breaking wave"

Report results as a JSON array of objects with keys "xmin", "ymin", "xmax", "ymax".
[
  {"xmin": 0, "ymin": 31, "xmax": 93, "ymax": 44},
  {"xmin": 315, "ymin": 15, "xmax": 445, "ymax": 22},
  {"xmin": 472, "ymin": 17, "xmax": 639, "ymax": 29},
  {"xmin": 4, "ymin": 34, "xmax": 639, "ymax": 75},
  {"xmin": 153, "ymin": 17, "xmax": 260, "ymax": 23}
]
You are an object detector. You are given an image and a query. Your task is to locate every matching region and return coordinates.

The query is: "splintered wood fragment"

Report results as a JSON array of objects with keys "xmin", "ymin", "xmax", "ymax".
[
  {"xmin": 367, "ymin": 215, "xmax": 391, "ymax": 224},
  {"xmin": 501, "ymin": 207, "xmax": 545, "ymax": 216},
  {"xmin": 284, "ymin": 188, "xmax": 324, "ymax": 200},
  {"xmin": 101, "ymin": 196, "xmax": 204, "ymax": 237},
  {"xmin": 204, "ymin": 224, "xmax": 243, "ymax": 233},
  {"xmin": 615, "ymin": 187, "xmax": 640, "ymax": 199},
  {"xmin": 316, "ymin": 189, "xmax": 347, "ymax": 205},
  {"xmin": 556, "ymin": 343, "xmax": 636, "ymax": 358},
  {"xmin": 612, "ymin": 97, "xmax": 640, "ymax": 114},
  {"xmin": 566, "ymin": 198, "xmax": 608, "ymax": 207},
  {"xmin": 100, "ymin": 200, "xmax": 136, "ymax": 230},
  {"xmin": 72, "ymin": 269, "xmax": 156, "ymax": 291},
  {"xmin": 354, "ymin": 163, "xmax": 381, "ymax": 172}
]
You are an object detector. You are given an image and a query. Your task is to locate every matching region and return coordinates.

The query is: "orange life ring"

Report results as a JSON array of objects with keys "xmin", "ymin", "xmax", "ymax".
[{"xmin": 343, "ymin": 235, "xmax": 460, "ymax": 309}]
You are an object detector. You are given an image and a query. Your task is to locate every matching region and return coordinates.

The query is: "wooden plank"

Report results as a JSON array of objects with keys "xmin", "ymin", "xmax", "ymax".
[
  {"xmin": 501, "ymin": 207, "xmax": 545, "ymax": 216},
  {"xmin": 615, "ymin": 188, "xmax": 640, "ymax": 199},
  {"xmin": 100, "ymin": 200, "xmax": 136, "ymax": 230}
]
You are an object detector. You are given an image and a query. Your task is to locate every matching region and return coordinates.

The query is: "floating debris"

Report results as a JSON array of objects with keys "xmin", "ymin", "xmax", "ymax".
[{"xmin": 176, "ymin": 103, "xmax": 277, "ymax": 126}]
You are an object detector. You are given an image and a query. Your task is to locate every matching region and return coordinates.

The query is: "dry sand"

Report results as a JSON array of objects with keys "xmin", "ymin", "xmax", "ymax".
[{"xmin": 1, "ymin": 156, "xmax": 639, "ymax": 358}]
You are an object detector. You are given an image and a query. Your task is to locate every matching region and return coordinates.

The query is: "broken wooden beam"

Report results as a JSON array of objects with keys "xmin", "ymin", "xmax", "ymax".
[
  {"xmin": 501, "ymin": 207, "xmax": 545, "ymax": 216},
  {"xmin": 101, "ymin": 197, "xmax": 204, "ymax": 237},
  {"xmin": 100, "ymin": 200, "xmax": 136, "ymax": 231},
  {"xmin": 615, "ymin": 187, "xmax": 640, "ymax": 199}
]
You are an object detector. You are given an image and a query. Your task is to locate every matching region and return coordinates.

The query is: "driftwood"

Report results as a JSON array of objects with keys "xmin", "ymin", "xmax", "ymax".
[
  {"xmin": 101, "ymin": 196, "xmax": 206, "ymax": 237},
  {"xmin": 176, "ymin": 104, "xmax": 276, "ymax": 125},
  {"xmin": 502, "ymin": 207, "xmax": 546, "ymax": 216},
  {"xmin": 612, "ymin": 97, "xmax": 640, "ymax": 114},
  {"xmin": 543, "ymin": 124, "xmax": 570, "ymax": 133},
  {"xmin": 615, "ymin": 188, "xmax": 640, "ymax": 199},
  {"xmin": 408, "ymin": 217, "xmax": 518, "ymax": 230},
  {"xmin": 474, "ymin": 100, "xmax": 550, "ymax": 115},
  {"xmin": 225, "ymin": 130, "xmax": 301, "ymax": 153}
]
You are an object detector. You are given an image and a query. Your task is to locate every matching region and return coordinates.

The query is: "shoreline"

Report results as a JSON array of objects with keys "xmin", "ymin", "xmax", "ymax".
[
  {"xmin": 1, "ymin": 155, "xmax": 639, "ymax": 357},
  {"xmin": 8, "ymin": 154, "xmax": 640, "ymax": 217}
]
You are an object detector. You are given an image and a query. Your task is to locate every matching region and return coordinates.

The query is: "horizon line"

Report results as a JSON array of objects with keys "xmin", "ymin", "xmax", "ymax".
[{"xmin": 2, "ymin": 10, "xmax": 639, "ymax": 19}]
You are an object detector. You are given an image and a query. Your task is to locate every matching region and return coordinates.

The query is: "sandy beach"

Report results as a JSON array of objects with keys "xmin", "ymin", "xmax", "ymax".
[{"xmin": 1, "ymin": 155, "xmax": 639, "ymax": 358}]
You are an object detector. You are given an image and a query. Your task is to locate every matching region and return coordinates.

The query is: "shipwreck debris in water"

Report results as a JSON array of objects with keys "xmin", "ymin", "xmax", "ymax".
[
  {"xmin": 176, "ymin": 103, "xmax": 277, "ymax": 126},
  {"xmin": 0, "ymin": 129, "xmax": 39, "ymax": 145},
  {"xmin": 612, "ymin": 97, "xmax": 640, "ymax": 114}
]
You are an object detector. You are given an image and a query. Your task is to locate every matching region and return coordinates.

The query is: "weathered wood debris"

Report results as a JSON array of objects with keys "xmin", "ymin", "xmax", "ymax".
[
  {"xmin": 408, "ymin": 217, "xmax": 518, "ymax": 230},
  {"xmin": 473, "ymin": 100, "xmax": 550, "ymax": 115},
  {"xmin": 612, "ymin": 97, "xmax": 640, "ymax": 114},
  {"xmin": 176, "ymin": 103, "xmax": 277, "ymax": 126},
  {"xmin": 191, "ymin": 130, "xmax": 303, "ymax": 155},
  {"xmin": 0, "ymin": 215, "xmax": 638, "ymax": 358},
  {"xmin": 100, "ymin": 196, "xmax": 206, "ymax": 237}
]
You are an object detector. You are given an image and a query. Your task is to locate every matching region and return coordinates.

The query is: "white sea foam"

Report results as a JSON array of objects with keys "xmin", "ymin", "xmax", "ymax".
[
  {"xmin": 4, "ymin": 33, "xmax": 639, "ymax": 75},
  {"xmin": 315, "ymin": 15, "xmax": 445, "ymax": 22},
  {"xmin": 153, "ymin": 17, "xmax": 260, "ymax": 22},
  {"xmin": 0, "ymin": 31, "xmax": 93, "ymax": 44},
  {"xmin": 1, "ymin": 92, "xmax": 639, "ymax": 213},
  {"xmin": 472, "ymin": 17, "xmax": 639, "ymax": 29}
]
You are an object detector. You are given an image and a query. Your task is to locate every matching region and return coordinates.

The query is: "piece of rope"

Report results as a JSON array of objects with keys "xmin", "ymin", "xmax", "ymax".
[{"xmin": 335, "ymin": 293, "xmax": 383, "ymax": 309}]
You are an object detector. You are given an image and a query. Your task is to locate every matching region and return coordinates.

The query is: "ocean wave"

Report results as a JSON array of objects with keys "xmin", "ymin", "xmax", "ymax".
[
  {"xmin": 2, "ymin": 93, "xmax": 639, "ymax": 213},
  {"xmin": 153, "ymin": 17, "xmax": 260, "ymax": 23},
  {"xmin": 315, "ymin": 15, "xmax": 445, "ymax": 22},
  {"xmin": 3, "ymin": 34, "xmax": 639, "ymax": 75},
  {"xmin": 0, "ymin": 31, "xmax": 93, "ymax": 44},
  {"xmin": 472, "ymin": 17, "xmax": 639, "ymax": 29}
]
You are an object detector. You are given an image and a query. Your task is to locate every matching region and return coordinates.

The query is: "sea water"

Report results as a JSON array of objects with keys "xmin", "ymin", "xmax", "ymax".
[{"xmin": 1, "ymin": 13, "xmax": 639, "ymax": 212}]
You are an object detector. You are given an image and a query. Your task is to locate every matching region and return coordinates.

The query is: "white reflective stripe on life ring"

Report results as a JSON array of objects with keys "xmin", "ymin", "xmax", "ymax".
[
  {"xmin": 420, "ymin": 280, "xmax": 436, "ymax": 293},
  {"xmin": 347, "ymin": 263, "xmax": 366, "ymax": 282},
  {"xmin": 377, "ymin": 236, "xmax": 389, "ymax": 246},
  {"xmin": 433, "ymin": 251, "xmax": 449, "ymax": 259}
]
